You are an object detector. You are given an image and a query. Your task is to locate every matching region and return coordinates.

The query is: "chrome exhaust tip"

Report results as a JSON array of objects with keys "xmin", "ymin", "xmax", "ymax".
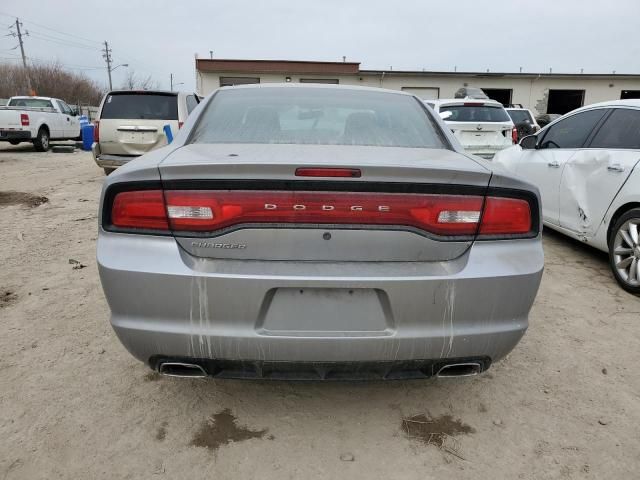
[
  {"xmin": 158, "ymin": 362, "xmax": 207, "ymax": 378},
  {"xmin": 436, "ymin": 362, "xmax": 482, "ymax": 378}
]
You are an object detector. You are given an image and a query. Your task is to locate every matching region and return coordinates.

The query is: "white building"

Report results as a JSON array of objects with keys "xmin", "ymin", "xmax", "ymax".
[{"xmin": 195, "ymin": 58, "xmax": 640, "ymax": 115}]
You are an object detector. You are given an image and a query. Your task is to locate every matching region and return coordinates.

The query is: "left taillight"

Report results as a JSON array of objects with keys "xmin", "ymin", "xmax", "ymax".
[
  {"xmin": 20, "ymin": 113, "xmax": 29, "ymax": 126},
  {"xmin": 479, "ymin": 197, "xmax": 531, "ymax": 236},
  {"xmin": 511, "ymin": 126, "xmax": 518, "ymax": 144},
  {"xmin": 110, "ymin": 190, "xmax": 169, "ymax": 231}
]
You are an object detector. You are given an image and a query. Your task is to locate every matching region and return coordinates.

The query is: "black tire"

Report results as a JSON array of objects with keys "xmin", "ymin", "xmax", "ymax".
[
  {"xmin": 9, "ymin": 140, "xmax": 21, "ymax": 145},
  {"xmin": 103, "ymin": 167, "xmax": 116, "ymax": 175},
  {"xmin": 33, "ymin": 127, "xmax": 50, "ymax": 152},
  {"xmin": 608, "ymin": 207, "xmax": 640, "ymax": 295}
]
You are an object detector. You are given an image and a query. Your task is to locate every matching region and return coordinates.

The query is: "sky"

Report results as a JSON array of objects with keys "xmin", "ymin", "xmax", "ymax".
[{"xmin": 1, "ymin": 0, "xmax": 639, "ymax": 92}]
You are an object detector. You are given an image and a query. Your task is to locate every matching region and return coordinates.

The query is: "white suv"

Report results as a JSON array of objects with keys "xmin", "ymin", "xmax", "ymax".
[
  {"xmin": 92, "ymin": 90, "xmax": 200, "ymax": 174},
  {"xmin": 426, "ymin": 99, "xmax": 516, "ymax": 159}
]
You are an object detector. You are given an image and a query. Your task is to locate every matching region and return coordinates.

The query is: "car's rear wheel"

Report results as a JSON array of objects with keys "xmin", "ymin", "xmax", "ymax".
[
  {"xmin": 33, "ymin": 128, "xmax": 50, "ymax": 152},
  {"xmin": 609, "ymin": 208, "xmax": 640, "ymax": 295}
]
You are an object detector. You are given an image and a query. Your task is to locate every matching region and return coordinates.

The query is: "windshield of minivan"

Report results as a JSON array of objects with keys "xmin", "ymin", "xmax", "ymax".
[
  {"xmin": 189, "ymin": 87, "xmax": 447, "ymax": 148},
  {"xmin": 440, "ymin": 104, "xmax": 511, "ymax": 122},
  {"xmin": 100, "ymin": 93, "xmax": 178, "ymax": 120}
]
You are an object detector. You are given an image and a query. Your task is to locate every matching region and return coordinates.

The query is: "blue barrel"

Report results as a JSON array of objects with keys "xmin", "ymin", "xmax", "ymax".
[{"xmin": 81, "ymin": 124, "xmax": 94, "ymax": 151}]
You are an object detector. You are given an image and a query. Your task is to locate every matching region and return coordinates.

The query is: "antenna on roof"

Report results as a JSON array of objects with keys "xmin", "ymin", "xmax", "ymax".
[
  {"xmin": 209, "ymin": 50, "xmax": 213, "ymax": 60},
  {"xmin": 519, "ymin": 66, "xmax": 523, "ymax": 73},
  {"xmin": 342, "ymin": 56, "xmax": 346, "ymax": 62}
]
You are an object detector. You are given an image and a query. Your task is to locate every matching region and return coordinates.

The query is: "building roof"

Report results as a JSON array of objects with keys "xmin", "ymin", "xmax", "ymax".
[
  {"xmin": 196, "ymin": 58, "xmax": 640, "ymax": 80},
  {"xmin": 196, "ymin": 58, "xmax": 360, "ymax": 75}
]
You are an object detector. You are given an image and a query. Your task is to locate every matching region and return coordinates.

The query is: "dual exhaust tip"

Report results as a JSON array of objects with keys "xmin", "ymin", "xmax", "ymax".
[{"xmin": 157, "ymin": 361, "xmax": 483, "ymax": 379}]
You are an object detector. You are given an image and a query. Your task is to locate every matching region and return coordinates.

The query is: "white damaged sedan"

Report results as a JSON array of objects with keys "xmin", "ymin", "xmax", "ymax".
[{"xmin": 493, "ymin": 100, "xmax": 640, "ymax": 294}]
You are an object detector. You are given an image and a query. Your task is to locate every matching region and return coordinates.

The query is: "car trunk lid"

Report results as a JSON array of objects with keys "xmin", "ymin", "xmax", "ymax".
[{"xmin": 158, "ymin": 144, "xmax": 492, "ymax": 262}]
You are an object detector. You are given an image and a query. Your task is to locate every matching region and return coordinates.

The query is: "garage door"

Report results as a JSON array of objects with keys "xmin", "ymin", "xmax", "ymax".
[{"xmin": 401, "ymin": 87, "xmax": 440, "ymax": 100}]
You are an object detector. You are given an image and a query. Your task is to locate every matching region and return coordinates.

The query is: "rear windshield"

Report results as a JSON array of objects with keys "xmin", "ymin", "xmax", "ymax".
[
  {"xmin": 440, "ymin": 104, "xmax": 511, "ymax": 122},
  {"xmin": 100, "ymin": 93, "xmax": 178, "ymax": 120},
  {"xmin": 189, "ymin": 87, "xmax": 447, "ymax": 148},
  {"xmin": 8, "ymin": 98, "xmax": 53, "ymax": 109},
  {"xmin": 507, "ymin": 110, "xmax": 534, "ymax": 124}
]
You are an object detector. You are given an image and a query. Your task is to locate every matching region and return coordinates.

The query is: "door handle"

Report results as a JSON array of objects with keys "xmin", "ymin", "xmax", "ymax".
[
  {"xmin": 548, "ymin": 160, "xmax": 560, "ymax": 168},
  {"xmin": 607, "ymin": 164, "xmax": 624, "ymax": 173}
]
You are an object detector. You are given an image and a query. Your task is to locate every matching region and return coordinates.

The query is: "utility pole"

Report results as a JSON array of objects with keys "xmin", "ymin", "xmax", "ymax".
[
  {"xmin": 13, "ymin": 18, "xmax": 32, "ymax": 93},
  {"xmin": 170, "ymin": 73, "xmax": 173, "ymax": 91},
  {"xmin": 102, "ymin": 41, "xmax": 113, "ymax": 90}
]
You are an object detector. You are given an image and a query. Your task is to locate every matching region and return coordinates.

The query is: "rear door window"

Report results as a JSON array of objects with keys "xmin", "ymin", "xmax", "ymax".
[
  {"xmin": 439, "ymin": 105, "xmax": 511, "ymax": 122},
  {"xmin": 539, "ymin": 109, "xmax": 607, "ymax": 149},
  {"xmin": 101, "ymin": 93, "xmax": 178, "ymax": 120},
  {"xmin": 507, "ymin": 110, "xmax": 533, "ymax": 124},
  {"xmin": 8, "ymin": 98, "xmax": 53, "ymax": 109},
  {"xmin": 589, "ymin": 108, "xmax": 640, "ymax": 149}
]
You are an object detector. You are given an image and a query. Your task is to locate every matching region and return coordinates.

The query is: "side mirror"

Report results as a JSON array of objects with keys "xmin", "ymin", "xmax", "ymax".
[
  {"xmin": 520, "ymin": 135, "xmax": 538, "ymax": 150},
  {"xmin": 439, "ymin": 110, "xmax": 453, "ymax": 120}
]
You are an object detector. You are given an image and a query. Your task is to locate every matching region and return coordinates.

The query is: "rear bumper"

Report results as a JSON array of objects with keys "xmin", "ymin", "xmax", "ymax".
[
  {"xmin": 92, "ymin": 143, "xmax": 138, "ymax": 168},
  {"xmin": 98, "ymin": 233, "xmax": 544, "ymax": 369},
  {"xmin": 0, "ymin": 130, "xmax": 31, "ymax": 141}
]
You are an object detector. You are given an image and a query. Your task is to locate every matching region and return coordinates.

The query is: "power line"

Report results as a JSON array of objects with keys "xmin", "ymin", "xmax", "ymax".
[
  {"xmin": 0, "ymin": 11, "xmax": 101, "ymax": 46},
  {"xmin": 28, "ymin": 29, "xmax": 100, "ymax": 49},
  {"xmin": 29, "ymin": 31, "xmax": 99, "ymax": 51}
]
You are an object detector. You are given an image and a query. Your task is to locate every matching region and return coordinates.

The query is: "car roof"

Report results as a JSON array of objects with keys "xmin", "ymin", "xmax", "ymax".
[
  {"xmin": 107, "ymin": 90, "xmax": 182, "ymax": 95},
  {"xmin": 217, "ymin": 82, "xmax": 413, "ymax": 96},
  {"xmin": 578, "ymin": 99, "xmax": 640, "ymax": 109},
  {"xmin": 9, "ymin": 96, "xmax": 56, "ymax": 101}
]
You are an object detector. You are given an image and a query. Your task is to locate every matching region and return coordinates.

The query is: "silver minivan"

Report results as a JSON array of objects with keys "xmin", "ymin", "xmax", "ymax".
[{"xmin": 92, "ymin": 90, "xmax": 200, "ymax": 174}]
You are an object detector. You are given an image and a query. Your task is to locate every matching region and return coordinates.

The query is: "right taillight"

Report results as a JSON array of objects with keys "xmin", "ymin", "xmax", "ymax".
[
  {"xmin": 479, "ymin": 197, "xmax": 532, "ymax": 236},
  {"xmin": 20, "ymin": 113, "xmax": 29, "ymax": 126},
  {"xmin": 94, "ymin": 120, "xmax": 100, "ymax": 142}
]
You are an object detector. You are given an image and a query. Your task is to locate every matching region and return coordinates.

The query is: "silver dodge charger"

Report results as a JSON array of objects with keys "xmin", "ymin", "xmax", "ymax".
[{"xmin": 98, "ymin": 84, "xmax": 543, "ymax": 380}]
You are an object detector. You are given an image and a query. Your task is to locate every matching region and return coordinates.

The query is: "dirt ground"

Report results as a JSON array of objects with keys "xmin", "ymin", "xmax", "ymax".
[{"xmin": 1, "ymin": 142, "xmax": 639, "ymax": 480}]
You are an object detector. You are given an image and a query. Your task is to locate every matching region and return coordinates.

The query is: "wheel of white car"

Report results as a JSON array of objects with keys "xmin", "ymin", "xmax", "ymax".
[
  {"xmin": 33, "ymin": 127, "xmax": 50, "ymax": 152},
  {"xmin": 609, "ymin": 208, "xmax": 640, "ymax": 295}
]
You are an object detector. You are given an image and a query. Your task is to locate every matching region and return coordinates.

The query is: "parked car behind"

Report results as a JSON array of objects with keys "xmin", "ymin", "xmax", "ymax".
[
  {"xmin": 92, "ymin": 90, "xmax": 200, "ymax": 174},
  {"xmin": 98, "ymin": 84, "xmax": 543, "ymax": 380},
  {"xmin": 0, "ymin": 96, "xmax": 80, "ymax": 151},
  {"xmin": 494, "ymin": 100, "xmax": 640, "ymax": 294},
  {"xmin": 535, "ymin": 113, "xmax": 562, "ymax": 128},
  {"xmin": 506, "ymin": 107, "xmax": 540, "ymax": 141},
  {"xmin": 426, "ymin": 99, "xmax": 516, "ymax": 159}
]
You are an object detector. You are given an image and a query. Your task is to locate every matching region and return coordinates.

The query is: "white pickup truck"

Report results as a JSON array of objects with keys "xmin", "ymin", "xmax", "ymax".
[{"xmin": 0, "ymin": 96, "xmax": 81, "ymax": 151}]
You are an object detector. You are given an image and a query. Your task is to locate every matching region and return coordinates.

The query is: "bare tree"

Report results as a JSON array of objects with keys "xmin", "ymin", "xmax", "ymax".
[
  {"xmin": 120, "ymin": 70, "xmax": 160, "ymax": 90},
  {"xmin": 0, "ymin": 62, "xmax": 105, "ymax": 105}
]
